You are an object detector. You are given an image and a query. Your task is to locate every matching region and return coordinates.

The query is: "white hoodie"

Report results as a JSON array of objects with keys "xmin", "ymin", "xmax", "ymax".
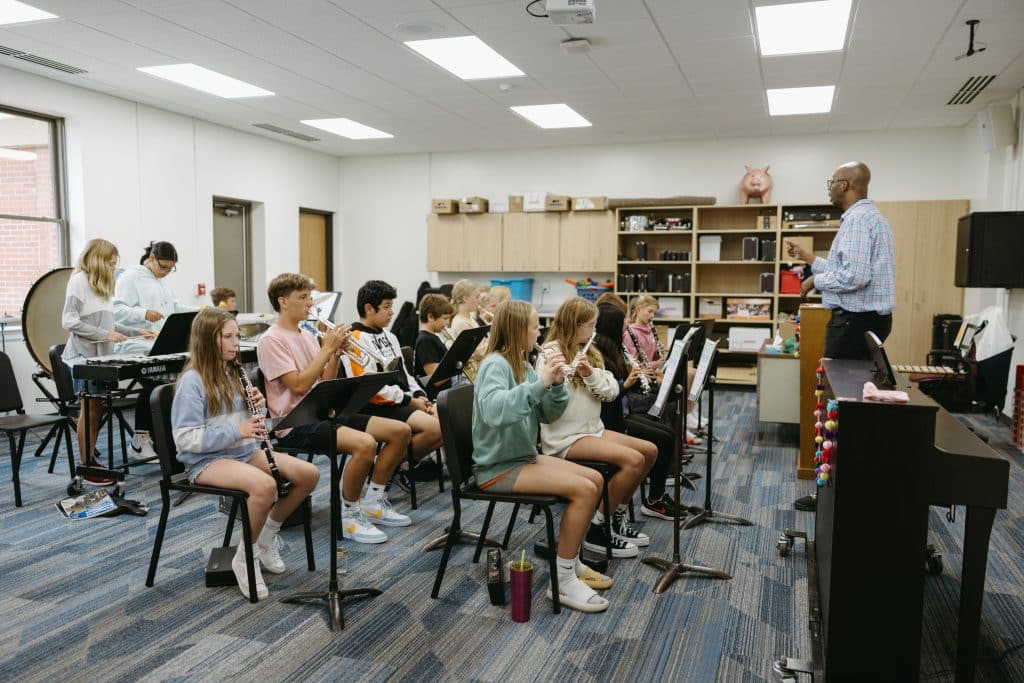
[{"xmin": 113, "ymin": 264, "xmax": 191, "ymax": 354}]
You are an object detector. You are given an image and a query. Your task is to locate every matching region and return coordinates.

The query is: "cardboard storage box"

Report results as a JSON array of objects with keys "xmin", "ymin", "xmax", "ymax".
[
  {"xmin": 698, "ymin": 297, "xmax": 722, "ymax": 318},
  {"xmin": 545, "ymin": 194, "xmax": 571, "ymax": 211},
  {"xmin": 524, "ymin": 192, "xmax": 546, "ymax": 212},
  {"xmin": 459, "ymin": 196, "xmax": 488, "ymax": 213},
  {"xmin": 431, "ymin": 199, "xmax": 459, "ymax": 214},
  {"xmin": 728, "ymin": 326, "xmax": 772, "ymax": 351},
  {"xmin": 508, "ymin": 195, "xmax": 524, "ymax": 212},
  {"xmin": 657, "ymin": 296, "xmax": 686, "ymax": 318},
  {"xmin": 488, "ymin": 197, "xmax": 509, "ymax": 213},
  {"xmin": 781, "ymin": 235, "xmax": 813, "ymax": 262},
  {"xmin": 699, "ymin": 235, "xmax": 722, "ymax": 261},
  {"xmin": 572, "ymin": 196, "xmax": 608, "ymax": 211}
]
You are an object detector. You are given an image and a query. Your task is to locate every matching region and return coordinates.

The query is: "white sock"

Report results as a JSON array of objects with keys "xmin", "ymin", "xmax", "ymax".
[
  {"xmin": 616, "ymin": 504, "xmax": 627, "ymax": 515},
  {"xmin": 258, "ymin": 517, "xmax": 282, "ymax": 547},
  {"xmin": 342, "ymin": 498, "xmax": 360, "ymax": 516},
  {"xmin": 556, "ymin": 555, "xmax": 578, "ymax": 587},
  {"xmin": 574, "ymin": 554, "xmax": 588, "ymax": 577},
  {"xmin": 592, "ymin": 511, "xmax": 605, "ymax": 525},
  {"xmin": 364, "ymin": 482, "xmax": 386, "ymax": 504}
]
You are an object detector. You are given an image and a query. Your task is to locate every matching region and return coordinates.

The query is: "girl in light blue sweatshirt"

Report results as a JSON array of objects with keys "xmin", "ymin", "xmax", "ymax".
[
  {"xmin": 171, "ymin": 308, "xmax": 319, "ymax": 601},
  {"xmin": 471, "ymin": 300, "xmax": 611, "ymax": 613}
]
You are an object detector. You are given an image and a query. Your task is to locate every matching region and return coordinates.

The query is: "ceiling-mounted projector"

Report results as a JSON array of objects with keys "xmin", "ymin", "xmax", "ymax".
[{"xmin": 546, "ymin": 0, "xmax": 595, "ymax": 25}]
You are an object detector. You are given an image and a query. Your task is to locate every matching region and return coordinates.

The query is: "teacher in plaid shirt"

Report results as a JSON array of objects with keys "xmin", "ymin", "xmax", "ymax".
[{"xmin": 786, "ymin": 161, "xmax": 895, "ymax": 360}]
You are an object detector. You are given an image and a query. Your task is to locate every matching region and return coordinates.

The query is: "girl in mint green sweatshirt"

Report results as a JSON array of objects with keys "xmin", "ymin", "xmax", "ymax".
[{"xmin": 471, "ymin": 300, "xmax": 612, "ymax": 613}]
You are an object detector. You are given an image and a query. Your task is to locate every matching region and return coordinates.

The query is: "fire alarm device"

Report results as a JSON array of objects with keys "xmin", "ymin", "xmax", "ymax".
[{"xmin": 196, "ymin": 283, "xmax": 206, "ymax": 296}]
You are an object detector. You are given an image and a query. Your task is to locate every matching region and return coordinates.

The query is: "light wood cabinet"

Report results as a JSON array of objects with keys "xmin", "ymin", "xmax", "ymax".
[
  {"xmin": 426, "ymin": 213, "xmax": 503, "ymax": 272},
  {"xmin": 503, "ymin": 212, "xmax": 560, "ymax": 271},
  {"xmin": 559, "ymin": 210, "xmax": 616, "ymax": 272}
]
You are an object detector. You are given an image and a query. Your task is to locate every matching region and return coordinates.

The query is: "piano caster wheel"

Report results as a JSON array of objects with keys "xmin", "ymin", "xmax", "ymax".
[
  {"xmin": 776, "ymin": 531, "xmax": 797, "ymax": 557},
  {"xmin": 925, "ymin": 544, "xmax": 943, "ymax": 575},
  {"xmin": 772, "ymin": 656, "xmax": 812, "ymax": 682},
  {"xmin": 67, "ymin": 478, "xmax": 83, "ymax": 496}
]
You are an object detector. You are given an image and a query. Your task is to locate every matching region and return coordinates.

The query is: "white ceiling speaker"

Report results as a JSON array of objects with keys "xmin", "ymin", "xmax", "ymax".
[{"xmin": 977, "ymin": 103, "xmax": 1017, "ymax": 153}]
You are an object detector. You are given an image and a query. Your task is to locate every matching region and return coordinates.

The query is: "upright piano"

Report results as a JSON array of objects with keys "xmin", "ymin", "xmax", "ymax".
[{"xmin": 808, "ymin": 359, "xmax": 1009, "ymax": 682}]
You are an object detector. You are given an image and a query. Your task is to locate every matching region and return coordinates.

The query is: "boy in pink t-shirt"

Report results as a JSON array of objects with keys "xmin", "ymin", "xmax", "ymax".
[{"xmin": 257, "ymin": 273, "xmax": 412, "ymax": 545}]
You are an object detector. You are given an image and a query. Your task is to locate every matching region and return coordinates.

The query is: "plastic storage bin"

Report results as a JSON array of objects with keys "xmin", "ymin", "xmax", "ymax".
[
  {"xmin": 576, "ymin": 286, "xmax": 612, "ymax": 302},
  {"xmin": 491, "ymin": 278, "xmax": 534, "ymax": 302}
]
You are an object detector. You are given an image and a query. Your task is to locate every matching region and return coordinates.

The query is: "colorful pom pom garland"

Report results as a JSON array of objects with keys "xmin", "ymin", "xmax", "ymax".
[{"xmin": 813, "ymin": 364, "xmax": 838, "ymax": 488}]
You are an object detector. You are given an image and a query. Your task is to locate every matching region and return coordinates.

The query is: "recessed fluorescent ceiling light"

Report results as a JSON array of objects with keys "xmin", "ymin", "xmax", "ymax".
[
  {"xmin": 0, "ymin": 147, "xmax": 37, "ymax": 161},
  {"xmin": 404, "ymin": 35, "xmax": 524, "ymax": 80},
  {"xmin": 137, "ymin": 64, "xmax": 274, "ymax": 98},
  {"xmin": 755, "ymin": 0, "xmax": 852, "ymax": 56},
  {"xmin": 301, "ymin": 118, "xmax": 393, "ymax": 140},
  {"xmin": 511, "ymin": 104, "xmax": 591, "ymax": 129},
  {"xmin": 767, "ymin": 85, "xmax": 835, "ymax": 116},
  {"xmin": 0, "ymin": 0, "xmax": 57, "ymax": 25}
]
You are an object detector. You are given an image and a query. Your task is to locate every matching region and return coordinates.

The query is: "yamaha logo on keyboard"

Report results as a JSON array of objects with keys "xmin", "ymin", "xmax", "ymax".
[{"xmin": 141, "ymin": 364, "xmax": 168, "ymax": 376}]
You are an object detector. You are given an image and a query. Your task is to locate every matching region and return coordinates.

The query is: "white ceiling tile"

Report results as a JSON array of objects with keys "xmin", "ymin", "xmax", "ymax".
[{"xmin": 762, "ymin": 53, "xmax": 843, "ymax": 90}]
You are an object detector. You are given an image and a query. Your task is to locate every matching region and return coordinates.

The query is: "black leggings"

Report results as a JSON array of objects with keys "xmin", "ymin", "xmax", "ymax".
[{"xmin": 622, "ymin": 413, "xmax": 674, "ymax": 500}]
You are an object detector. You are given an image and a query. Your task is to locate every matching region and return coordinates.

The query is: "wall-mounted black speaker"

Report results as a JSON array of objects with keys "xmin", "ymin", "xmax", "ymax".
[{"xmin": 954, "ymin": 211, "xmax": 1024, "ymax": 288}]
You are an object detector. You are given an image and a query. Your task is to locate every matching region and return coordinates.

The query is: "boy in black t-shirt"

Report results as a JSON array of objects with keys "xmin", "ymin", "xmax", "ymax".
[{"xmin": 414, "ymin": 293, "xmax": 455, "ymax": 400}]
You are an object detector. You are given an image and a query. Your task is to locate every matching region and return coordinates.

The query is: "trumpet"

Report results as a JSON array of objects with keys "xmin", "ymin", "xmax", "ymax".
[
  {"xmin": 233, "ymin": 360, "xmax": 291, "ymax": 498},
  {"xmin": 441, "ymin": 326, "xmax": 480, "ymax": 383},
  {"xmin": 308, "ymin": 313, "xmax": 387, "ymax": 368},
  {"xmin": 624, "ymin": 349, "xmax": 652, "ymax": 395}
]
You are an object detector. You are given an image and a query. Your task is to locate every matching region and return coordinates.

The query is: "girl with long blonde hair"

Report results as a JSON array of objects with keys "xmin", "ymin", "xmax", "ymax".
[
  {"xmin": 61, "ymin": 238, "xmax": 131, "ymax": 485},
  {"xmin": 540, "ymin": 297, "xmax": 657, "ymax": 559},
  {"xmin": 473, "ymin": 300, "xmax": 612, "ymax": 613},
  {"xmin": 172, "ymin": 308, "xmax": 320, "ymax": 601}
]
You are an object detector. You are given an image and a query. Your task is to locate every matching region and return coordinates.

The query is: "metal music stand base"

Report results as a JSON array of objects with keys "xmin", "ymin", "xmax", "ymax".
[{"xmin": 643, "ymin": 555, "xmax": 732, "ymax": 594}]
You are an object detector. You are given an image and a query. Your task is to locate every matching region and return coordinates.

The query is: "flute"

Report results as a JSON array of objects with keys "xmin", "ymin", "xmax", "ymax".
[
  {"xmin": 563, "ymin": 331, "xmax": 597, "ymax": 380},
  {"xmin": 233, "ymin": 360, "xmax": 291, "ymax": 499},
  {"xmin": 624, "ymin": 349, "xmax": 652, "ymax": 395}
]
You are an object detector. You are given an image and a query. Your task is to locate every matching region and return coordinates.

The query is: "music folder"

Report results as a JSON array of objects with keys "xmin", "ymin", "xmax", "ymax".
[
  {"xmin": 273, "ymin": 369, "xmax": 402, "ymax": 434},
  {"xmin": 423, "ymin": 325, "xmax": 490, "ymax": 387},
  {"xmin": 149, "ymin": 311, "xmax": 198, "ymax": 356}
]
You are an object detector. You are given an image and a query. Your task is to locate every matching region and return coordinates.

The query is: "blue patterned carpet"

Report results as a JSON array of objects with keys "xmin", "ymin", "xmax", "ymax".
[{"xmin": 0, "ymin": 390, "xmax": 1021, "ymax": 682}]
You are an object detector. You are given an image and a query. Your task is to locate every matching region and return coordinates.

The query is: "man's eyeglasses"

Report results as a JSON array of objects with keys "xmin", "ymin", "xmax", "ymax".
[
  {"xmin": 826, "ymin": 178, "xmax": 849, "ymax": 190},
  {"xmin": 156, "ymin": 260, "xmax": 177, "ymax": 273}
]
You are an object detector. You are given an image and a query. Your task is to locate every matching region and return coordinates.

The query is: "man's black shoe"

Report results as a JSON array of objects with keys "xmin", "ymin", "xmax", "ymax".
[{"xmin": 794, "ymin": 493, "xmax": 817, "ymax": 512}]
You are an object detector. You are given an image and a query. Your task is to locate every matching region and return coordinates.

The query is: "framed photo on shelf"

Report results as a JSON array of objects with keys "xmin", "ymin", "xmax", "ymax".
[{"xmin": 725, "ymin": 297, "xmax": 772, "ymax": 320}]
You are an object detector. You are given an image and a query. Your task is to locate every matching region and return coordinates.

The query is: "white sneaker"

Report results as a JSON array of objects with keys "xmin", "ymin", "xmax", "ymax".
[
  {"xmin": 232, "ymin": 549, "xmax": 268, "ymax": 600},
  {"xmin": 686, "ymin": 413, "xmax": 706, "ymax": 430},
  {"xmin": 257, "ymin": 535, "xmax": 286, "ymax": 574},
  {"xmin": 360, "ymin": 497, "xmax": 411, "ymax": 527},
  {"xmin": 341, "ymin": 510, "xmax": 388, "ymax": 544},
  {"xmin": 132, "ymin": 431, "xmax": 158, "ymax": 459},
  {"xmin": 686, "ymin": 430, "xmax": 703, "ymax": 445}
]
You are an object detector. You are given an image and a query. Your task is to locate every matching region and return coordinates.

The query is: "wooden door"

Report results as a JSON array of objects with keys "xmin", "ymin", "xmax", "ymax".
[
  {"xmin": 559, "ymin": 211, "xmax": 616, "ymax": 272},
  {"xmin": 875, "ymin": 201, "xmax": 918, "ymax": 363},
  {"xmin": 426, "ymin": 214, "xmax": 465, "ymax": 271},
  {"xmin": 909, "ymin": 200, "xmax": 968, "ymax": 361},
  {"xmin": 503, "ymin": 212, "xmax": 560, "ymax": 271},
  {"xmin": 299, "ymin": 211, "xmax": 329, "ymax": 290},
  {"xmin": 463, "ymin": 213, "xmax": 503, "ymax": 271}
]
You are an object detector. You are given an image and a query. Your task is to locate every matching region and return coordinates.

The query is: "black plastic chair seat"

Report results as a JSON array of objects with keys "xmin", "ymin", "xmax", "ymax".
[{"xmin": 0, "ymin": 413, "xmax": 66, "ymax": 431}]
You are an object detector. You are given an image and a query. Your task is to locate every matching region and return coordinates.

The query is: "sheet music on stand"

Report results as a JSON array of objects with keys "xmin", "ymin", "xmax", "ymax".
[
  {"xmin": 688, "ymin": 338, "xmax": 720, "ymax": 402},
  {"xmin": 648, "ymin": 339, "xmax": 688, "ymax": 419}
]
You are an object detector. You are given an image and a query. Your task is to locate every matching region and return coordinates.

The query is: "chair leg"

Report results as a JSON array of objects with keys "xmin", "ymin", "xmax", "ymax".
[
  {"xmin": 602, "ymin": 477, "xmax": 612, "ymax": 560},
  {"xmin": 502, "ymin": 502, "xmax": 520, "ymax": 549},
  {"xmin": 474, "ymin": 501, "xmax": 497, "ymax": 563},
  {"xmin": 44, "ymin": 422, "xmax": 62, "ymax": 473},
  {"xmin": 224, "ymin": 497, "xmax": 239, "ymax": 547},
  {"xmin": 9, "ymin": 432, "xmax": 24, "ymax": 507},
  {"xmin": 542, "ymin": 505, "xmax": 560, "ymax": 614},
  {"xmin": 114, "ymin": 409, "xmax": 130, "ymax": 465},
  {"xmin": 238, "ymin": 499, "xmax": 258, "ymax": 604},
  {"xmin": 303, "ymin": 495, "xmax": 315, "ymax": 571},
  {"xmin": 431, "ymin": 507, "xmax": 461, "ymax": 599},
  {"xmin": 628, "ymin": 499, "xmax": 636, "ymax": 524},
  {"xmin": 63, "ymin": 422, "xmax": 77, "ymax": 480},
  {"xmin": 145, "ymin": 482, "xmax": 172, "ymax": 587},
  {"xmin": 436, "ymin": 448, "xmax": 445, "ymax": 493},
  {"xmin": 36, "ymin": 422, "xmax": 59, "ymax": 459},
  {"xmin": 407, "ymin": 444, "xmax": 418, "ymax": 510},
  {"xmin": 528, "ymin": 504, "xmax": 540, "ymax": 524}
]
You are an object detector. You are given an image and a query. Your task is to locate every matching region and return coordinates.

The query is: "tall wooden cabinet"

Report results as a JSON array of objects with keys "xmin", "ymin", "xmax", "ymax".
[
  {"xmin": 426, "ymin": 213, "xmax": 503, "ymax": 272},
  {"xmin": 560, "ymin": 211, "xmax": 616, "ymax": 272},
  {"xmin": 503, "ymin": 212, "xmax": 561, "ymax": 271}
]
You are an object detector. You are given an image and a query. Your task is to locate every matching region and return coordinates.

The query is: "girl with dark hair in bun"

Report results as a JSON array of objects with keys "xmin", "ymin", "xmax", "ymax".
[{"xmin": 114, "ymin": 241, "xmax": 194, "ymax": 458}]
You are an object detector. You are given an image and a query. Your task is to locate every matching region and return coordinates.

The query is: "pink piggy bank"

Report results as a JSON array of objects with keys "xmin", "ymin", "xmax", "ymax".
[{"xmin": 740, "ymin": 165, "xmax": 773, "ymax": 204}]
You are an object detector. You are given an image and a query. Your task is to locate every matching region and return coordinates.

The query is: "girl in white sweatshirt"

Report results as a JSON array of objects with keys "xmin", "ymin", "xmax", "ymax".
[{"xmin": 538, "ymin": 297, "xmax": 656, "ymax": 558}]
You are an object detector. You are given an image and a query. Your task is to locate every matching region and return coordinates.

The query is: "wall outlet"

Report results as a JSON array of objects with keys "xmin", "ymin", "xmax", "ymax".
[{"xmin": 541, "ymin": 280, "xmax": 551, "ymax": 294}]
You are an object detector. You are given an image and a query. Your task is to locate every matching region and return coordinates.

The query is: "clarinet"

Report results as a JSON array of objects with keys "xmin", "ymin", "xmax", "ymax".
[
  {"xmin": 626, "ymin": 325, "xmax": 659, "ymax": 391},
  {"xmin": 623, "ymin": 349, "xmax": 652, "ymax": 395},
  {"xmin": 233, "ymin": 361, "xmax": 292, "ymax": 498},
  {"xmin": 650, "ymin": 322, "xmax": 668, "ymax": 363}
]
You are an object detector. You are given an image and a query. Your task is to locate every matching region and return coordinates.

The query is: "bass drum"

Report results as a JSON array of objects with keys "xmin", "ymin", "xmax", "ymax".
[{"xmin": 22, "ymin": 267, "xmax": 72, "ymax": 375}]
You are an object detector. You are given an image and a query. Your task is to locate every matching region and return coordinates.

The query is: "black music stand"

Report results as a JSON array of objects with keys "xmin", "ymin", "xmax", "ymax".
[
  {"xmin": 273, "ymin": 371, "xmax": 397, "ymax": 630},
  {"xmin": 421, "ymin": 325, "xmax": 490, "ymax": 388},
  {"xmin": 148, "ymin": 311, "xmax": 197, "ymax": 356},
  {"xmin": 683, "ymin": 341, "xmax": 753, "ymax": 532},
  {"xmin": 642, "ymin": 337, "xmax": 732, "ymax": 593}
]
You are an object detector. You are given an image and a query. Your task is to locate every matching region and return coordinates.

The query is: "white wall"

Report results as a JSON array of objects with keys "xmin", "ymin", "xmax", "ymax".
[
  {"xmin": 1, "ymin": 65, "xmax": 340, "ymax": 411},
  {"xmin": 338, "ymin": 126, "xmax": 972, "ymax": 313},
  {"xmin": 962, "ymin": 90, "xmax": 1024, "ymax": 418}
]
